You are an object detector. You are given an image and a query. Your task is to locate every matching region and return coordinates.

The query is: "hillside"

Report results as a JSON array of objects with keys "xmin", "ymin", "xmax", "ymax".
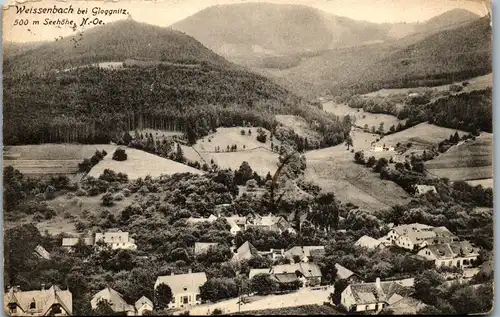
[
  {"xmin": 4, "ymin": 19, "xmax": 350, "ymax": 149},
  {"xmin": 3, "ymin": 19, "xmax": 231, "ymax": 74},
  {"xmin": 170, "ymin": 3, "xmax": 391, "ymax": 60}
]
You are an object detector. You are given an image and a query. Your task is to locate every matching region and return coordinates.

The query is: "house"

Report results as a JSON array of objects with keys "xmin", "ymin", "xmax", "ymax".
[
  {"xmin": 223, "ymin": 216, "xmax": 246, "ymax": 235},
  {"xmin": 258, "ymin": 248, "xmax": 286, "ymax": 261},
  {"xmin": 246, "ymin": 214, "xmax": 296, "ymax": 234},
  {"xmin": 388, "ymin": 223, "xmax": 459, "ymax": 251},
  {"xmin": 341, "ymin": 278, "xmax": 413, "ymax": 313},
  {"xmin": 414, "ymin": 185, "xmax": 437, "ymax": 196},
  {"xmin": 134, "ymin": 296, "xmax": 153, "ymax": 316},
  {"xmin": 335, "ymin": 263, "xmax": 361, "ymax": 282},
  {"xmin": 186, "ymin": 214, "xmax": 218, "ymax": 225},
  {"xmin": 382, "ymin": 144, "xmax": 395, "ymax": 151},
  {"xmin": 194, "ymin": 242, "xmax": 218, "ymax": 255},
  {"xmin": 370, "ymin": 144, "xmax": 383, "ymax": 152},
  {"xmin": 154, "ymin": 271, "xmax": 207, "ymax": 309},
  {"xmin": 271, "ymin": 262, "xmax": 322, "ymax": 286},
  {"xmin": 91, "ymin": 287, "xmax": 135, "ymax": 315},
  {"xmin": 355, "ymin": 235, "xmax": 383, "ymax": 249},
  {"xmin": 284, "ymin": 246, "xmax": 325, "ymax": 263},
  {"xmin": 62, "ymin": 237, "xmax": 94, "ymax": 248},
  {"xmin": 4, "ymin": 285, "xmax": 72, "ymax": 316},
  {"xmin": 417, "ymin": 241, "xmax": 479, "ymax": 268},
  {"xmin": 33, "ymin": 245, "xmax": 51, "ymax": 260},
  {"xmin": 232, "ymin": 241, "xmax": 259, "ymax": 262},
  {"xmin": 95, "ymin": 230, "xmax": 137, "ymax": 250}
]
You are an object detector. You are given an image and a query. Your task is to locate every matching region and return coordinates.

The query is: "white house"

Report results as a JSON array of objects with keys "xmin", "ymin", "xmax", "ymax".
[
  {"xmin": 154, "ymin": 271, "xmax": 207, "ymax": 309},
  {"xmin": 388, "ymin": 223, "xmax": 459, "ymax": 251},
  {"xmin": 370, "ymin": 145, "xmax": 384, "ymax": 152},
  {"xmin": 33, "ymin": 245, "xmax": 51, "ymax": 260},
  {"xmin": 417, "ymin": 241, "xmax": 479, "ymax": 268},
  {"xmin": 414, "ymin": 185, "xmax": 438, "ymax": 196},
  {"xmin": 134, "ymin": 296, "xmax": 153, "ymax": 316},
  {"xmin": 341, "ymin": 278, "xmax": 413, "ymax": 313},
  {"xmin": 95, "ymin": 230, "xmax": 137, "ymax": 250}
]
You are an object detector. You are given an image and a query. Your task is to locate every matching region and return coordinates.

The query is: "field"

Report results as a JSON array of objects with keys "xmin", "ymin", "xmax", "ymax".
[
  {"xmin": 304, "ymin": 128, "xmax": 411, "ymax": 210},
  {"xmin": 204, "ymin": 148, "xmax": 279, "ymax": 176},
  {"xmin": 3, "ymin": 144, "xmax": 117, "ymax": 178},
  {"xmin": 322, "ymin": 101, "xmax": 405, "ymax": 132},
  {"xmin": 87, "ymin": 147, "xmax": 203, "ymax": 179},
  {"xmin": 377, "ymin": 122, "xmax": 468, "ymax": 150},
  {"xmin": 362, "ymin": 73, "xmax": 493, "ymax": 98},
  {"xmin": 193, "ymin": 127, "xmax": 278, "ymax": 153},
  {"xmin": 466, "ymin": 178, "xmax": 493, "ymax": 189},
  {"xmin": 425, "ymin": 133, "xmax": 493, "ymax": 182},
  {"xmin": 275, "ymin": 115, "xmax": 322, "ymax": 143}
]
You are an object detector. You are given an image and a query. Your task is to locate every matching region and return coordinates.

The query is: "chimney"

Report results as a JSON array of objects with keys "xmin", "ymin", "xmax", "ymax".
[
  {"xmin": 41, "ymin": 284, "xmax": 45, "ymax": 291},
  {"xmin": 375, "ymin": 278, "xmax": 381, "ymax": 290}
]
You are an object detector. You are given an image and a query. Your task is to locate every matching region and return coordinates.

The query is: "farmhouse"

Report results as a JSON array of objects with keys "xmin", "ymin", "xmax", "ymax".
[
  {"xmin": 388, "ymin": 223, "xmax": 459, "ymax": 251},
  {"xmin": 154, "ymin": 271, "xmax": 207, "ymax": 309},
  {"xmin": 355, "ymin": 235, "xmax": 383, "ymax": 249},
  {"xmin": 270, "ymin": 263, "xmax": 322, "ymax": 286},
  {"xmin": 246, "ymin": 214, "xmax": 295, "ymax": 234},
  {"xmin": 335, "ymin": 263, "xmax": 361, "ymax": 282},
  {"xmin": 232, "ymin": 241, "xmax": 259, "ymax": 261},
  {"xmin": 194, "ymin": 242, "xmax": 218, "ymax": 255},
  {"xmin": 417, "ymin": 241, "xmax": 479, "ymax": 268},
  {"xmin": 341, "ymin": 277, "xmax": 413, "ymax": 313},
  {"xmin": 91, "ymin": 287, "xmax": 135, "ymax": 315},
  {"xmin": 95, "ymin": 230, "xmax": 137, "ymax": 250},
  {"xmin": 4, "ymin": 285, "xmax": 72, "ymax": 316},
  {"xmin": 284, "ymin": 246, "xmax": 325, "ymax": 263},
  {"xmin": 414, "ymin": 185, "xmax": 438, "ymax": 196},
  {"xmin": 134, "ymin": 296, "xmax": 153, "ymax": 316}
]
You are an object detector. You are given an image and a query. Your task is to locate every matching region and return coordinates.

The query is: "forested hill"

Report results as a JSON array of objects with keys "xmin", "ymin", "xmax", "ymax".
[
  {"xmin": 4, "ymin": 62, "xmax": 349, "ymax": 147},
  {"xmin": 3, "ymin": 19, "xmax": 231, "ymax": 74}
]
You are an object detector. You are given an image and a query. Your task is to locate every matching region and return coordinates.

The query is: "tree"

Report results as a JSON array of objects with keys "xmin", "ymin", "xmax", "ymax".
[
  {"xmin": 414, "ymin": 270, "xmax": 444, "ymax": 305},
  {"xmin": 92, "ymin": 299, "xmax": 116, "ymax": 316},
  {"xmin": 371, "ymin": 126, "xmax": 376, "ymax": 133},
  {"xmin": 366, "ymin": 156, "xmax": 376, "ymax": 168},
  {"xmin": 354, "ymin": 151, "xmax": 364, "ymax": 164},
  {"xmin": 389, "ymin": 125, "xmax": 395, "ymax": 133},
  {"xmin": 374, "ymin": 158, "xmax": 388, "ymax": 173},
  {"xmin": 175, "ymin": 144, "xmax": 185, "ymax": 163},
  {"xmin": 102, "ymin": 192, "xmax": 114, "ymax": 207},
  {"xmin": 345, "ymin": 136, "xmax": 353, "ymax": 150},
  {"xmin": 123, "ymin": 132, "xmax": 133, "ymax": 145},
  {"xmin": 250, "ymin": 273, "xmax": 278, "ymax": 295},
  {"xmin": 256, "ymin": 128, "xmax": 267, "ymax": 143},
  {"xmin": 330, "ymin": 279, "xmax": 349, "ymax": 305},
  {"xmin": 240, "ymin": 129, "xmax": 246, "ymax": 136},
  {"xmin": 112, "ymin": 148, "xmax": 128, "ymax": 161},
  {"xmin": 200, "ymin": 278, "xmax": 238, "ymax": 302},
  {"xmin": 154, "ymin": 283, "xmax": 173, "ymax": 310}
]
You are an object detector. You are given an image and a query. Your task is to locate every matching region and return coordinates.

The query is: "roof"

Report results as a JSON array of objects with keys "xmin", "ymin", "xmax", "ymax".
[
  {"xmin": 62, "ymin": 237, "xmax": 94, "ymax": 247},
  {"xmin": 348, "ymin": 280, "xmax": 413, "ymax": 305},
  {"xmin": 426, "ymin": 241, "xmax": 479, "ymax": 260},
  {"xmin": 91, "ymin": 287, "xmax": 134, "ymax": 313},
  {"xmin": 33, "ymin": 245, "xmax": 51, "ymax": 260},
  {"xmin": 285, "ymin": 246, "xmax": 325, "ymax": 259},
  {"xmin": 415, "ymin": 185, "xmax": 437, "ymax": 194},
  {"xmin": 335, "ymin": 263, "xmax": 354, "ymax": 280},
  {"xmin": 234, "ymin": 241, "xmax": 259, "ymax": 261},
  {"xmin": 249, "ymin": 268, "xmax": 272, "ymax": 280},
  {"xmin": 224, "ymin": 217, "xmax": 242, "ymax": 232},
  {"xmin": 355, "ymin": 235, "xmax": 382, "ymax": 249},
  {"xmin": 95, "ymin": 231, "xmax": 131, "ymax": 244},
  {"xmin": 272, "ymin": 263, "xmax": 322, "ymax": 278},
  {"xmin": 4, "ymin": 285, "xmax": 73, "ymax": 316},
  {"xmin": 224, "ymin": 216, "xmax": 247, "ymax": 225},
  {"xmin": 186, "ymin": 216, "xmax": 217, "ymax": 224},
  {"xmin": 194, "ymin": 242, "xmax": 218, "ymax": 255},
  {"xmin": 155, "ymin": 272, "xmax": 207, "ymax": 295},
  {"xmin": 274, "ymin": 273, "xmax": 300, "ymax": 284},
  {"xmin": 135, "ymin": 296, "xmax": 153, "ymax": 310},
  {"xmin": 391, "ymin": 223, "xmax": 437, "ymax": 245}
]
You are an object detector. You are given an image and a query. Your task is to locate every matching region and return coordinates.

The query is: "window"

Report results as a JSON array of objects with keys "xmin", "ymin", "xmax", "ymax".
[
  {"xmin": 8, "ymin": 303, "xmax": 17, "ymax": 314},
  {"xmin": 30, "ymin": 301, "xmax": 36, "ymax": 310},
  {"xmin": 183, "ymin": 296, "xmax": 189, "ymax": 304},
  {"xmin": 196, "ymin": 294, "xmax": 201, "ymax": 302},
  {"xmin": 172, "ymin": 298, "xmax": 175, "ymax": 304},
  {"xmin": 51, "ymin": 304, "xmax": 62, "ymax": 314}
]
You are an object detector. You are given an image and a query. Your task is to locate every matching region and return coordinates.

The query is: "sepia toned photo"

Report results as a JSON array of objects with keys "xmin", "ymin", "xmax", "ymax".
[{"xmin": 2, "ymin": 0, "xmax": 493, "ymax": 315}]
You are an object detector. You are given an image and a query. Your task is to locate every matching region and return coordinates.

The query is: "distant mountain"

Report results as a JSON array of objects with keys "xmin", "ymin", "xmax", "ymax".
[
  {"xmin": 3, "ymin": 19, "xmax": 231, "ymax": 74},
  {"xmin": 170, "ymin": 3, "xmax": 391, "ymax": 59},
  {"xmin": 4, "ymin": 19, "xmax": 350, "ymax": 149}
]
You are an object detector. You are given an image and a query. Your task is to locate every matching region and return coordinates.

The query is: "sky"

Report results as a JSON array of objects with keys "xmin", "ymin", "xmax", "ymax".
[{"xmin": 2, "ymin": 0, "xmax": 490, "ymax": 43}]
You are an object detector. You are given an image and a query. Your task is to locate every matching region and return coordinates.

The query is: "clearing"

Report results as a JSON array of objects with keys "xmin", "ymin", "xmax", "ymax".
[
  {"xmin": 466, "ymin": 178, "xmax": 493, "ymax": 189},
  {"xmin": 275, "ymin": 115, "xmax": 322, "ymax": 143},
  {"xmin": 204, "ymin": 148, "xmax": 279, "ymax": 176},
  {"xmin": 87, "ymin": 147, "xmax": 203, "ymax": 179},
  {"xmin": 375, "ymin": 122, "xmax": 468, "ymax": 150},
  {"xmin": 322, "ymin": 101, "xmax": 405, "ymax": 132},
  {"xmin": 193, "ymin": 127, "xmax": 278, "ymax": 153},
  {"xmin": 305, "ymin": 128, "xmax": 411, "ymax": 210},
  {"xmin": 425, "ymin": 133, "xmax": 493, "ymax": 182}
]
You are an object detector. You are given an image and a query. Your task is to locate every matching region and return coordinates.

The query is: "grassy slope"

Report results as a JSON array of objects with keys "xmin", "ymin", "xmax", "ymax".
[{"xmin": 425, "ymin": 133, "xmax": 492, "ymax": 181}]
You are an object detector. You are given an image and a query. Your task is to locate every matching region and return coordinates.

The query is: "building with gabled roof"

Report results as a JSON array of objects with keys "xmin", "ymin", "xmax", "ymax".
[
  {"xmin": 4, "ymin": 285, "xmax": 72, "ymax": 316},
  {"xmin": 414, "ymin": 185, "xmax": 437, "ymax": 196},
  {"xmin": 134, "ymin": 296, "xmax": 153, "ymax": 316},
  {"xmin": 154, "ymin": 271, "xmax": 207, "ymax": 309},
  {"xmin": 417, "ymin": 241, "xmax": 479, "ymax": 268},
  {"xmin": 271, "ymin": 262, "xmax": 322, "ymax": 286},
  {"xmin": 388, "ymin": 223, "xmax": 459, "ymax": 251},
  {"xmin": 186, "ymin": 214, "xmax": 218, "ymax": 225},
  {"xmin": 335, "ymin": 263, "xmax": 360, "ymax": 282},
  {"xmin": 246, "ymin": 214, "xmax": 295, "ymax": 234},
  {"xmin": 95, "ymin": 230, "xmax": 137, "ymax": 250},
  {"xmin": 284, "ymin": 246, "xmax": 325, "ymax": 263},
  {"xmin": 33, "ymin": 245, "xmax": 51, "ymax": 260},
  {"xmin": 341, "ymin": 277, "xmax": 414, "ymax": 313},
  {"xmin": 232, "ymin": 241, "xmax": 259, "ymax": 262},
  {"xmin": 91, "ymin": 287, "xmax": 135, "ymax": 315},
  {"xmin": 355, "ymin": 235, "xmax": 383, "ymax": 250}
]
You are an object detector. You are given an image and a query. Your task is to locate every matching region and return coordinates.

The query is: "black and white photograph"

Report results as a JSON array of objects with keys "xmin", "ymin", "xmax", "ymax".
[{"xmin": 2, "ymin": 0, "xmax": 494, "ymax": 315}]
